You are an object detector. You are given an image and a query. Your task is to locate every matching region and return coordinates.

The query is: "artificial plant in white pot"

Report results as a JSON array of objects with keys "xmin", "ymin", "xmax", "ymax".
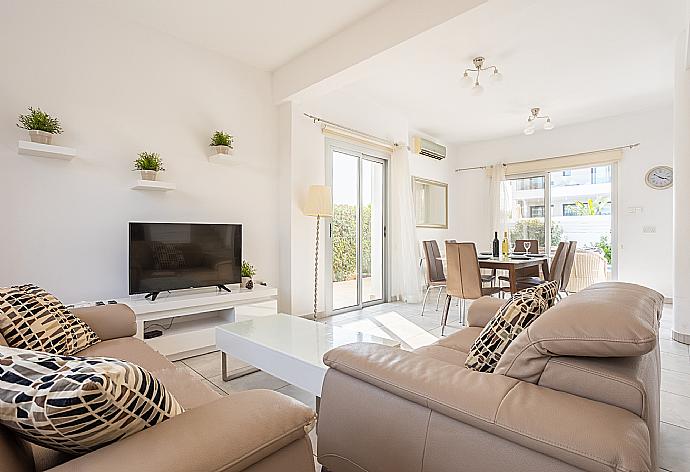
[
  {"xmin": 133, "ymin": 152, "xmax": 165, "ymax": 181},
  {"xmin": 17, "ymin": 107, "xmax": 63, "ymax": 145},
  {"xmin": 209, "ymin": 130, "xmax": 234, "ymax": 155},
  {"xmin": 241, "ymin": 260, "xmax": 256, "ymax": 289}
]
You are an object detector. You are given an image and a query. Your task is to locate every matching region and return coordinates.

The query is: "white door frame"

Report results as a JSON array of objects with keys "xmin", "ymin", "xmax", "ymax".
[{"xmin": 324, "ymin": 139, "xmax": 389, "ymax": 315}]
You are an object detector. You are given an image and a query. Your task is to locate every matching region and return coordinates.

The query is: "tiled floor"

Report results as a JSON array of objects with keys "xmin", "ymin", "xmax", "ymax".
[{"xmin": 174, "ymin": 301, "xmax": 690, "ymax": 472}]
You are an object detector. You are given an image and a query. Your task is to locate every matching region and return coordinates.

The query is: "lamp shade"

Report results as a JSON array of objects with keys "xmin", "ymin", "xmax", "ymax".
[{"xmin": 304, "ymin": 185, "xmax": 333, "ymax": 217}]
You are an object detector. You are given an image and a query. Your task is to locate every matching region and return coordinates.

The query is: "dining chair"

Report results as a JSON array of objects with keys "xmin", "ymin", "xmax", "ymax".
[
  {"xmin": 514, "ymin": 241, "xmax": 568, "ymax": 292},
  {"xmin": 448, "ymin": 238, "xmax": 496, "ymax": 286},
  {"xmin": 441, "ymin": 242, "xmax": 502, "ymax": 335},
  {"xmin": 421, "ymin": 240, "xmax": 447, "ymax": 316},
  {"xmin": 560, "ymin": 241, "xmax": 578, "ymax": 295}
]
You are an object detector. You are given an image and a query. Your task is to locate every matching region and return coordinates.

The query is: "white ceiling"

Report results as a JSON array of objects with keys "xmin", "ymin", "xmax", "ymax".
[
  {"xmin": 335, "ymin": 0, "xmax": 687, "ymax": 144},
  {"xmin": 96, "ymin": 0, "xmax": 390, "ymax": 71}
]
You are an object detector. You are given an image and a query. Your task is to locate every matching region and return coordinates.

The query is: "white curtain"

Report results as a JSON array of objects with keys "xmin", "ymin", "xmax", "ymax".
[
  {"xmin": 488, "ymin": 164, "xmax": 511, "ymax": 236},
  {"xmin": 389, "ymin": 145, "xmax": 424, "ymax": 303}
]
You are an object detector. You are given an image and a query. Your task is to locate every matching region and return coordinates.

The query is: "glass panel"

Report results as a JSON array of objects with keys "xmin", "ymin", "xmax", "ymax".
[
  {"xmin": 550, "ymin": 165, "xmax": 613, "ymax": 268},
  {"xmin": 332, "ymin": 151, "xmax": 359, "ymax": 310},
  {"xmin": 507, "ymin": 175, "xmax": 546, "ymax": 252},
  {"xmin": 413, "ymin": 178, "xmax": 447, "ymax": 227},
  {"xmin": 362, "ymin": 159, "xmax": 384, "ymax": 302}
]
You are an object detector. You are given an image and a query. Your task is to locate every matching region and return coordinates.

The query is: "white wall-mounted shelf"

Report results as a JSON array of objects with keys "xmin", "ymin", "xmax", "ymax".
[
  {"xmin": 18, "ymin": 140, "xmax": 76, "ymax": 160},
  {"xmin": 131, "ymin": 180, "xmax": 176, "ymax": 191},
  {"xmin": 208, "ymin": 153, "xmax": 235, "ymax": 164}
]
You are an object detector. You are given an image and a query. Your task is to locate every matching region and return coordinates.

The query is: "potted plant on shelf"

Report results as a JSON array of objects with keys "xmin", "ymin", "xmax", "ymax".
[
  {"xmin": 16, "ymin": 107, "xmax": 63, "ymax": 144},
  {"xmin": 133, "ymin": 152, "xmax": 165, "ymax": 181},
  {"xmin": 209, "ymin": 130, "xmax": 234, "ymax": 155},
  {"xmin": 241, "ymin": 260, "xmax": 256, "ymax": 290}
]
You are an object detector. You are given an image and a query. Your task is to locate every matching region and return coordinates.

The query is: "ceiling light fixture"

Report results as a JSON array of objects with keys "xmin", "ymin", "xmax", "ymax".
[
  {"xmin": 461, "ymin": 56, "xmax": 502, "ymax": 95},
  {"xmin": 524, "ymin": 107, "xmax": 554, "ymax": 135}
]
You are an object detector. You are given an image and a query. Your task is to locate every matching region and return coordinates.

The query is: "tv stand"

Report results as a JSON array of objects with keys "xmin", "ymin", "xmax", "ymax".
[
  {"xmin": 145, "ymin": 291, "xmax": 160, "ymax": 301},
  {"xmin": 217, "ymin": 284, "xmax": 231, "ymax": 293},
  {"xmin": 118, "ymin": 285, "xmax": 278, "ymax": 360}
]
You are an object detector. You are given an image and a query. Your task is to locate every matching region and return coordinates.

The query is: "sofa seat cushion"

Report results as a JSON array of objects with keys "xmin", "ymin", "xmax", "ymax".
[
  {"xmin": 76, "ymin": 337, "xmax": 173, "ymax": 372},
  {"xmin": 0, "ymin": 346, "xmax": 183, "ymax": 455},
  {"xmin": 151, "ymin": 367, "xmax": 222, "ymax": 410},
  {"xmin": 465, "ymin": 287, "xmax": 550, "ymax": 373},
  {"xmin": 432, "ymin": 327, "xmax": 483, "ymax": 353},
  {"xmin": 495, "ymin": 282, "xmax": 664, "ymax": 383},
  {"xmin": 0, "ymin": 285, "xmax": 99, "ymax": 355},
  {"xmin": 414, "ymin": 346, "xmax": 469, "ymax": 366}
]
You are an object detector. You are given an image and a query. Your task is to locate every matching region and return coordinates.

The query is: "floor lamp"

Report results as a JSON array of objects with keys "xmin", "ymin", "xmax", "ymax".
[{"xmin": 304, "ymin": 185, "xmax": 333, "ymax": 320}]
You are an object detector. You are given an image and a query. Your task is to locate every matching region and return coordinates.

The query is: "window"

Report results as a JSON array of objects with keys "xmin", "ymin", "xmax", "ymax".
[
  {"xmin": 530, "ymin": 206, "xmax": 544, "ymax": 217},
  {"xmin": 563, "ymin": 203, "xmax": 578, "ymax": 216},
  {"xmin": 591, "ymin": 166, "xmax": 612, "ymax": 184}
]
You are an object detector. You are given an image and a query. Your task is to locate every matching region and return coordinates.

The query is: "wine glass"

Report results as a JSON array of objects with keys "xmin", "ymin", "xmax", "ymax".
[{"xmin": 523, "ymin": 241, "xmax": 532, "ymax": 254}]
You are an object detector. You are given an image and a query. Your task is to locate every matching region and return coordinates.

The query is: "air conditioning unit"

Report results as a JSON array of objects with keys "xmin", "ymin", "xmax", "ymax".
[{"xmin": 412, "ymin": 136, "xmax": 446, "ymax": 160}]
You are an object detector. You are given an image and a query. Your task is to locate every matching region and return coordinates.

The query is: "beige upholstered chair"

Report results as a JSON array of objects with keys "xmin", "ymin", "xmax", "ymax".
[
  {"xmin": 442, "ymin": 242, "xmax": 501, "ymax": 334},
  {"xmin": 421, "ymin": 240, "xmax": 447, "ymax": 316},
  {"xmin": 514, "ymin": 241, "xmax": 568, "ymax": 291},
  {"xmin": 566, "ymin": 250, "xmax": 608, "ymax": 292}
]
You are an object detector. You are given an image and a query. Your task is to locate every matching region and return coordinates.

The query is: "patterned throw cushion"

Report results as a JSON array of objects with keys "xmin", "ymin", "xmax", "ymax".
[
  {"xmin": 0, "ymin": 347, "xmax": 183, "ymax": 454},
  {"xmin": 465, "ymin": 290, "xmax": 550, "ymax": 373},
  {"xmin": 524, "ymin": 280, "xmax": 560, "ymax": 308},
  {"xmin": 0, "ymin": 285, "xmax": 99, "ymax": 355}
]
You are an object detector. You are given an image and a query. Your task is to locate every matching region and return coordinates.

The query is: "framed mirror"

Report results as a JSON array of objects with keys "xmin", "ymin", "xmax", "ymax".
[{"xmin": 412, "ymin": 177, "xmax": 448, "ymax": 228}]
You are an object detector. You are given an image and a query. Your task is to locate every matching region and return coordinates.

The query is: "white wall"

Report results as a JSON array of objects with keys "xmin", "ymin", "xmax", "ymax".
[
  {"xmin": 0, "ymin": 2, "xmax": 279, "ymax": 304},
  {"xmin": 452, "ymin": 107, "xmax": 674, "ymax": 297},
  {"xmin": 279, "ymin": 90, "xmax": 456, "ymax": 314}
]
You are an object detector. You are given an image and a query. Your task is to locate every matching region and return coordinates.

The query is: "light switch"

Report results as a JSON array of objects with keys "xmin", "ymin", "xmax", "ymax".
[
  {"xmin": 642, "ymin": 225, "xmax": 656, "ymax": 234},
  {"xmin": 628, "ymin": 207, "xmax": 643, "ymax": 214}
]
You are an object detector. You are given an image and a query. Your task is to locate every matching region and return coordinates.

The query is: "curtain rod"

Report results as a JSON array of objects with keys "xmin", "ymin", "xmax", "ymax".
[
  {"xmin": 454, "ymin": 143, "xmax": 640, "ymax": 172},
  {"xmin": 303, "ymin": 113, "xmax": 409, "ymax": 149}
]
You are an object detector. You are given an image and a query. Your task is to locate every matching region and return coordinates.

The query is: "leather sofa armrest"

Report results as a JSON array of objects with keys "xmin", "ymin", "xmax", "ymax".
[
  {"xmin": 467, "ymin": 296, "xmax": 505, "ymax": 327},
  {"xmin": 47, "ymin": 390, "xmax": 317, "ymax": 472},
  {"xmin": 70, "ymin": 304, "xmax": 136, "ymax": 340},
  {"xmin": 323, "ymin": 343, "xmax": 652, "ymax": 472}
]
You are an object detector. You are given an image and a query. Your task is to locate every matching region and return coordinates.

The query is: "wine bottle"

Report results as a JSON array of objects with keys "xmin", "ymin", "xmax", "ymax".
[
  {"xmin": 492, "ymin": 232, "xmax": 499, "ymax": 257},
  {"xmin": 502, "ymin": 231, "xmax": 509, "ymax": 257}
]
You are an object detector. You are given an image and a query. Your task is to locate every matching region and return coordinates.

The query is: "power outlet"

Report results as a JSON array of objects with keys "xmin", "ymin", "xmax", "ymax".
[{"xmin": 642, "ymin": 225, "xmax": 656, "ymax": 234}]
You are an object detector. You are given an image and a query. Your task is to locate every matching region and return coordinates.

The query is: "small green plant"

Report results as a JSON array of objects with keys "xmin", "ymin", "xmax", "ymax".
[
  {"xmin": 17, "ymin": 107, "xmax": 63, "ymax": 134},
  {"xmin": 210, "ymin": 130, "xmax": 234, "ymax": 148},
  {"xmin": 595, "ymin": 235, "xmax": 612, "ymax": 264},
  {"xmin": 133, "ymin": 152, "xmax": 165, "ymax": 171},
  {"xmin": 241, "ymin": 260, "xmax": 256, "ymax": 278}
]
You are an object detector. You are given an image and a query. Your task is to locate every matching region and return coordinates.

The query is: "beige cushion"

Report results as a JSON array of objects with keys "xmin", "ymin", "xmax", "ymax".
[
  {"xmin": 0, "ymin": 347, "xmax": 183, "ymax": 455},
  {"xmin": 76, "ymin": 337, "xmax": 174, "ymax": 372},
  {"xmin": 495, "ymin": 282, "xmax": 664, "ymax": 383},
  {"xmin": 0, "ymin": 285, "xmax": 99, "ymax": 355}
]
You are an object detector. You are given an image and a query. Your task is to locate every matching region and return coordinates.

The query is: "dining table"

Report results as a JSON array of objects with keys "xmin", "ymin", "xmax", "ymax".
[{"xmin": 437, "ymin": 254, "xmax": 549, "ymax": 294}]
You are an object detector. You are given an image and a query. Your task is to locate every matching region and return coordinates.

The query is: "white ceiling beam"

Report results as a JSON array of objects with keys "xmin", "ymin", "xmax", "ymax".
[{"xmin": 271, "ymin": 0, "xmax": 486, "ymax": 104}]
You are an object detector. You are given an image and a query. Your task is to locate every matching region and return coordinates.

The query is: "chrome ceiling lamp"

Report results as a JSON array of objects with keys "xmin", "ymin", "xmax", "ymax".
[
  {"xmin": 460, "ymin": 56, "xmax": 502, "ymax": 96},
  {"xmin": 523, "ymin": 107, "xmax": 554, "ymax": 135}
]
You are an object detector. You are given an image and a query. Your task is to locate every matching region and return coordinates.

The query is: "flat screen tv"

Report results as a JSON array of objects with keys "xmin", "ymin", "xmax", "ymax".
[{"xmin": 129, "ymin": 222, "xmax": 242, "ymax": 300}]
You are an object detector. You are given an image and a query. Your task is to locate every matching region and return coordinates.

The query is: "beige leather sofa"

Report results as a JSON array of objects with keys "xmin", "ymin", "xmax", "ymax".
[
  {"xmin": 317, "ymin": 282, "xmax": 663, "ymax": 472},
  {"xmin": 0, "ymin": 304, "xmax": 317, "ymax": 472}
]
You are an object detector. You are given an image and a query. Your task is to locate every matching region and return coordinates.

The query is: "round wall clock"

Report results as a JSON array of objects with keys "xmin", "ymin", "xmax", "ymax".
[{"xmin": 645, "ymin": 165, "xmax": 673, "ymax": 190}]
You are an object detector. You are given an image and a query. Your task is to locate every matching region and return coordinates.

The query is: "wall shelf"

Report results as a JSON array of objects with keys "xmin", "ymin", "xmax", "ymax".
[
  {"xmin": 18, "ymin": 140, "xmax": 76, "ymax": 160},
  {"xmin": 208, "ymin": 153, "xmax": 234, "ymax": 164},
  {"xmin": 131, "ymin": 180, "xmax": 176, "ymax": 191}
]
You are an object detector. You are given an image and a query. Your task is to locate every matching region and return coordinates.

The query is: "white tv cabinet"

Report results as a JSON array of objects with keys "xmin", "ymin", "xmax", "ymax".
[{"xmin": 117, "ymin": 285, "xmax": 277, "ymax": 361}]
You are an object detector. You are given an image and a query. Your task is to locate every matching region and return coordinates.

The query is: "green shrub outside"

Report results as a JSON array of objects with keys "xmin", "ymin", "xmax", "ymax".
[
  {"xmin": 332, "ymin": 204, "xmax": 371, "ymax": 282},
  {"xmin": 509, "ymin": 218, "xmax": 563, "ymax": 249}
]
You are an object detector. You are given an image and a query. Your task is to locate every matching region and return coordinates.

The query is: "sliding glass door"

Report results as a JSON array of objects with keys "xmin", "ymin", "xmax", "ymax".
[
  {"xmin": 507, "ymin": 164, "xmax": 616, "ymax": 278},
  {"xmin": 326, "ymin": 143, "xmax": 387, "ymax": 313}
]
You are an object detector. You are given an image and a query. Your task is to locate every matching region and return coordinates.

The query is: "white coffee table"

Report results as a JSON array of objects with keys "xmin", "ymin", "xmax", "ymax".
[{"xmin": 215, "ymin": 314, "xmax": 399, "ymax": 398}]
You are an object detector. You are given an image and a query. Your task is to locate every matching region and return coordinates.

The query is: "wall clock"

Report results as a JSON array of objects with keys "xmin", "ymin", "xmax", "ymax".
[{"xmin": 645, "ymin": 165, "xmax": 673, "ymax": 190}]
